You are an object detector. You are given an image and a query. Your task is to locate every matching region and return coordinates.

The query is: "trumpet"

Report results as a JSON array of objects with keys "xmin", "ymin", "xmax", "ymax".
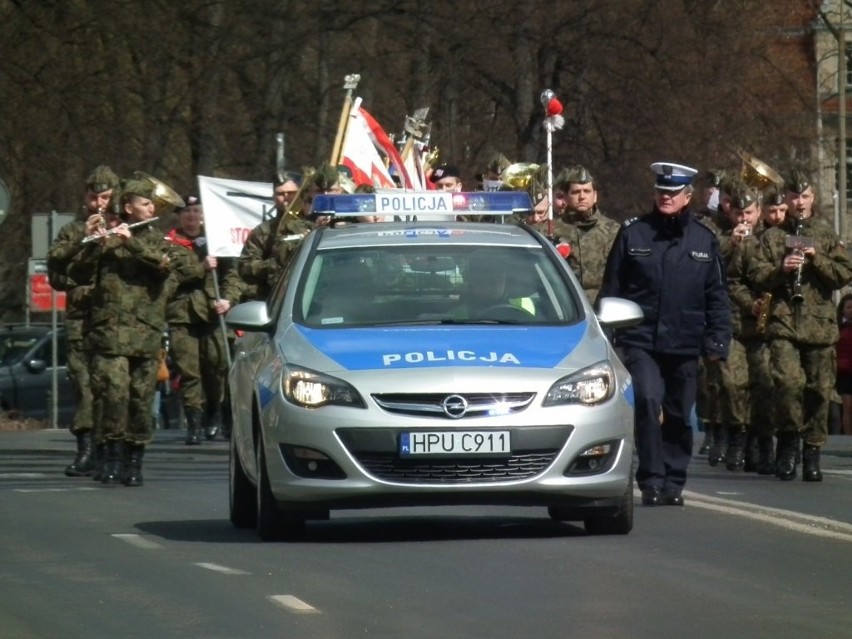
[
  {"xmin": 755, "ymin": 292, "xmax": 772, "ymax": 334},
  {"xmin": 81, "ymin": 217, "xmax": 158, "ymax": 244}
]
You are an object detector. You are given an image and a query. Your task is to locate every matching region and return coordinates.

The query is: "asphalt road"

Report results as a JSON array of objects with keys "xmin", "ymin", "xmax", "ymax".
[{"xmin": 1, "ymin": 429, "xmax": 851, "ymax": 639}]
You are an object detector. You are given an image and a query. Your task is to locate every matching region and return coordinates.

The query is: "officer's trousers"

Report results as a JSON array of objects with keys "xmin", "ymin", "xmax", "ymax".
[{"xmin": 621, "ymin": 346, "xmax": 698, "ymax": 491}]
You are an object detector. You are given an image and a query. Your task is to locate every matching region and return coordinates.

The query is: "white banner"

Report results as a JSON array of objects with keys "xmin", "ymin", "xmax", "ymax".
[{"xmin": 197, "ymin": 176, "xmax": 274, "ymax": 257}]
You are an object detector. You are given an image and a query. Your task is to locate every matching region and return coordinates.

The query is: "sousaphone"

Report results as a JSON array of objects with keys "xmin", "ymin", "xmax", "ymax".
[{"xmin": 737, "ymin": 150, "xmax": 784, "ymax": 190}]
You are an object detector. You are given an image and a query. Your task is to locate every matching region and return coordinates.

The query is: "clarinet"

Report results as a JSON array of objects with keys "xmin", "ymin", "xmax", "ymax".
[{"xmin": 790, "ymin": 213, "xmax": 806, "ymax": 304}]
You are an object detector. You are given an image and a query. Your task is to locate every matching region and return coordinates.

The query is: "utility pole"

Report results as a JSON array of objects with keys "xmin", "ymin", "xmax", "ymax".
[{"xmin": 839, "ymin": 26, "xmax": 847, "ymax": 241}]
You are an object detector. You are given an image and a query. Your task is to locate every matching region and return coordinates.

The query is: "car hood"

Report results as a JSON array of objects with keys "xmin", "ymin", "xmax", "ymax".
[{"xmin": 283, "ymin": 321, "xmax": 608, "ymax": 373}]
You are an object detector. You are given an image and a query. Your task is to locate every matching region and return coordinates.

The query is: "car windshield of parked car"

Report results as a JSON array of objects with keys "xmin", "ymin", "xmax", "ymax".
[
  {"xmin": 297, "ymin": 244, "xmax": 580, "ymax": 327},
  {"xmin": 0, "ymin": 334, "xmax": 38, "ymax": 365}
]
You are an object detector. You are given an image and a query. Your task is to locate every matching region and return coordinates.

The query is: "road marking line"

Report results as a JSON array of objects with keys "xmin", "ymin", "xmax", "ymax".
[
  {"xmin": 679, "ymin": 491, "xmax": 852, "ymax": 543},
  {"xmin": 194, "ymin": 562, "xmax": 250, "ymax": 575},
  {"xmin": 269, "ymin": 595, "xmax": 320, "ymax": 614},
  {"xmin": 111, "ymin": 534, "xmax": 163, "ymax": 549},
  {"xmin": 13, "ymin": 487, "xmax": 99, "ymax": 493},
  {"xmin": 1, "ymin": 473, "xmax": 49, "ymax": 478}
]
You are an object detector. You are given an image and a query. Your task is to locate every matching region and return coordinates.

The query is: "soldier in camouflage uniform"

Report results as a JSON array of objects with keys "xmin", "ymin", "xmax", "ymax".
[
  {"xmin": 549, "ymin": 165, "xmax": 620, "ymax": 305},
  {"xmin": 696, "ymin": 173, "xmax": 736, "ymax": 465},
  {"xmin": 68, "ymin": 178, "xmax": 191, "ymax": 486},
  {"xmin": 166, "ymin": 195, "xmax": 243, "ymax": 445},
  {"xmin": 746, "ymin": 170, "xmax": 852, "ymax": 481},
  {"xmin": 717, "ymin": 183, "xmax": 762, "ymax": 472},
  {"xmin": 238, "ymin": 169, "xmax": 316, "ymax": 301},
  {"xmin": 727, "ymin": 186, "xmax": 789, "ymax": 474},
  {"xmin": 47, "ymin": 165, "xmax": 121, "ymax": 477}
]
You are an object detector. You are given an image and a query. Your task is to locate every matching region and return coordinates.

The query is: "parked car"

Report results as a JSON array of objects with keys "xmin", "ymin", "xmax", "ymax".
[
  {"xmin": 226, "ymin": 191, "xmax": 643, "ymax": 541},
  {"xmin": 0, "ymin": 324, "xmax": 75, "ymax": 425}
]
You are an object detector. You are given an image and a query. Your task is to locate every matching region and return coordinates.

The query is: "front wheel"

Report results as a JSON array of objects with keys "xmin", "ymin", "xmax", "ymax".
[
  {"xmin": 583, "ymin": 477, "xmax": 634, "ymax": 536},
  {"xmin": 256, "ymin": 438, "xmax": 305, "ymax": 541},
  {"xmin": 229, "ymin": 435, "xmax": 256, "ymax": 528}
]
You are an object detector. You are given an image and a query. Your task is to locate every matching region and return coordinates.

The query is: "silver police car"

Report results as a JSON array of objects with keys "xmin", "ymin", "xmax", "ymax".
[{"xmin": 227, "ymin": 191, "xmax": 642, "ymax": 540}]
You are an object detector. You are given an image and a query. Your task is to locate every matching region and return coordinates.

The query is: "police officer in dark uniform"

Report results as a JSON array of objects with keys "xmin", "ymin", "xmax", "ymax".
[{"xmin": 599, "ymin": 162, "xmax": 731, "ymax": 506}]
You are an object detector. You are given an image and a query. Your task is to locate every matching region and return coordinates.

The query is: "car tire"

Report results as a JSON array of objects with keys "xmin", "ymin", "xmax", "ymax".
[
  {"xmin": 256, "ymin": 438, "xmax": 305, "ymax": 542},
  {"xmin": 583, "ymin": 476, "xmax": 634, "ymax": 536},
  {"xmin": 229, "ymin": 435, "xmax": 257, "ymax": 529}
]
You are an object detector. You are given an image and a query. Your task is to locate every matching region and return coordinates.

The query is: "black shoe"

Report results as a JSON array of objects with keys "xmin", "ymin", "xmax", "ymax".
[
  {"xmin": 775, "ymin": 433, "xmax": 798, "ymax": 481},
  {"xmin": 708, "ymin": 424, "xmax": 727, "ymax": 466},
  {"xmin": 698, "ymin": 426, "xmax": 713, "ymax": 455},
  {"xmin": 101, "ymin": 440, "xmax": 125, "ymax": 484},
  {"xmin": 204, "ymin": 405, "xmax": 222, "ymax": 441},
  {"xmin": 65, "ymin": 432, "xmax": 96, "ymax": 477},
  {"xmin": 185, "ymin": 407, "xmax": 203, "ymax": 445},
  {"xmin": 641, "ymin": 487, "xmax": 663, "ymax": 506},
  {"xmin": 123, "ymin": 443, "xmax": 145, "ymax": 487},
  {"xmin": 663, "ymin": 491, "xmax": 684, "ymax": 506},
  {"xmin": 725, "ymin": 428, "xmax": 746, "ymax": 471},
  {"xmin": 755, "ymin": 436, "xmax": 775, "ymax": 475},
  {"xmin": 801, "ymin": 444, "xmax": 823, "ymax": 482}
]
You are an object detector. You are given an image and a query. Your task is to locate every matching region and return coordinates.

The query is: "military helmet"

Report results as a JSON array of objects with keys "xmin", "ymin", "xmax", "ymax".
[
  {"xmin": 485, "ymin": 152, "xmax": 511, "ymax": 176},
  {"xmin": 85, "ymin": 165, "xmax": 120, "ymax": 194}
]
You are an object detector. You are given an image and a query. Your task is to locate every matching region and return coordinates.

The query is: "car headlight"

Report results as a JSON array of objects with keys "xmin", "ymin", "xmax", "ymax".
[
  {"xmin": 281, "ymin": 365, "xmax": 366, "ymax": 409},
  {"xmin": 543, "ymin": 362, "xmax": 614, "ymax": 407}
]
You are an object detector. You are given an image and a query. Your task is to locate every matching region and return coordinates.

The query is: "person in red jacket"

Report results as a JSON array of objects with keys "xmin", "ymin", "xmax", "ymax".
[{"xmin": 836, "ymin": 293, "xmax": 852, "ymax": 435}]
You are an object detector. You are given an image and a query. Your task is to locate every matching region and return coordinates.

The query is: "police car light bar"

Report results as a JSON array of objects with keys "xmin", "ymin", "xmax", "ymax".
[{"xmin": 310, "ymin": 191, "xmax": 533, "ymax": 218}]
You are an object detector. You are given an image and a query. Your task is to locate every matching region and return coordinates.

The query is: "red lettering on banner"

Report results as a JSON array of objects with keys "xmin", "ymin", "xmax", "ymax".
[{"xmin": 230, "ymin": 228, "xmax": 252, "ymax": 244}]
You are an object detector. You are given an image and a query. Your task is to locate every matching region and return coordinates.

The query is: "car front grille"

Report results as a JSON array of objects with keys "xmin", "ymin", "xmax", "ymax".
[
  {"xmin": 371, "ymin": 392, "xmax": 535, "ymax": 418},
  {"xmin": 351, "ymin": 450, "xmax": 560, "ymax": 484}
]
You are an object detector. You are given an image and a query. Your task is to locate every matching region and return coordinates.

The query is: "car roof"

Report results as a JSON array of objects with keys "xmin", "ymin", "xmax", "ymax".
[{"xmin": 315, "ymin": 221, "xmax": 543, "ymax": 251}]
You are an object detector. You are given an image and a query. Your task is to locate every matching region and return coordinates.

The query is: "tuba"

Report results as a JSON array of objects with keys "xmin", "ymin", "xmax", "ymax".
[
  {"xmin": 500, "ymin": 162, "xmax": 541, "ymax": 190},
  {"xmin": 738, "ymin": 150, "xmax": 784, "ymax": 190},
  {"xmin": 130, "ymin": 171, "xmax": 185, "ymax": 216}
]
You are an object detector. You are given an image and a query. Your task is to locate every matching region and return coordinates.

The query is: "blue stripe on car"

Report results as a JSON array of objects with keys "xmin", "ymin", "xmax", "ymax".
[{"xmin": 295, "ymin": 324, "xmax": 587, "ymax": 370}]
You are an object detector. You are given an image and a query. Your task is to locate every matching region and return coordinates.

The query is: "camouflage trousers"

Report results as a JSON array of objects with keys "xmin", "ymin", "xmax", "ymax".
[
  {"xmin": 170, "ymin": 323, "xmax": 228, "ymax": 411},
  {"xmin": 696, "ymin": 357, "xmax": 723, "ymax": 427},
  {"xmin": 66, "ymin": 339, "xmax": 94, "ymax": 436},
  {"xmin": 718, "ymin": 338, "xmax": 749, "ymax": 429},
  {"xmin": 745, "ymin": 340, "xmax": 775, "ymax": 437},
  {"xmin": 768, "ymin": 339, "xmax": 834, "ymax": 446},
  {"xmin": 91, "ymin": 353, "xmax": 158, "ymax": 445}
]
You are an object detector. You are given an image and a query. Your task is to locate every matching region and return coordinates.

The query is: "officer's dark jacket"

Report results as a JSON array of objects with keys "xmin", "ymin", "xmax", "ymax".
[{"xmin": 598, "ymin": 207, "xmax": 731, "ymax": 359}]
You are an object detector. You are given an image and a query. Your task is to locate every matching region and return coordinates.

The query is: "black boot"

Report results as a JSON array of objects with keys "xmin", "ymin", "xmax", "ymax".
[
  {"xmin": 123, "ymin": 443, "xmax": 145, "ymax": 487},
  {"xmin": 185, "ymin": 408, "xmax": 203, "ymax": 445},
  {"xmin": 755, "ymin": 436, "xmax": 775, "ymax": 475},
  {"xmin": 708, "ymin": 424, "xmax": 727, "ymax": 467},
  {"xmin": 801, "ymin": 443, "xmax": 823, "ymax": 482},
  {"xmin": 743, "ymin": 432, "xmax": 759, "ymax": 473},
  {"xmin": 101, "ymin": 440, "xmax": 125, "ymax": 484},
  {"xmin": 698, "ymin": 425, "xmax": 713, "ymax": 455},
  {"xmin": 204, "ymin": 404, "xmax": 222, "ymax": 441},
  {"xmin": 65, "ymin": 432, "xmax": 96, "ymax": 477},
  {"xmin": 775, "ymin": 432, "xmax": 798, "ymax": 481},
  {"xmin": 725, "ymin": 428, "xmax": 746, "ymax": 471},
  {"xmin": 92, "ymin": 443, "xmax": 106, "ymax": 481}
]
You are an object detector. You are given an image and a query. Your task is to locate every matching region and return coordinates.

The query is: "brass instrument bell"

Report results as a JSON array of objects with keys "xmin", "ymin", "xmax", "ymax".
[
  {"xmin": 738, "ymin": 150, "xmax": 784, "ymax": 190},
  {"xmin": 500, "ymin": 162, "xmax": 542, "ymax": 190},
  {"xmin": 130, "ymin": 171, "xmax": 185, "ymax": 215}
]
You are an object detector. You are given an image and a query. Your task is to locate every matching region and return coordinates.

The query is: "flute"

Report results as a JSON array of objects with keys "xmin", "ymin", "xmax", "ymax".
[{"xmin": 81, "ymin": 217, "xmax": 158, "ymax": 244}]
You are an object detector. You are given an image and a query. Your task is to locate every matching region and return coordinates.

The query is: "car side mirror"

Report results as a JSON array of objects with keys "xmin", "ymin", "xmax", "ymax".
[{"xmin": 27, "ymin": 359, "xmax": 48, "ymax": 374}]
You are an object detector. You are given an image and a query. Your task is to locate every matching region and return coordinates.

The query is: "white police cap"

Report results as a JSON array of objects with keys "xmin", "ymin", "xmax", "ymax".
[{"xmin": 651, "ymin": 162, "xmax": 698, "ymax": 191}]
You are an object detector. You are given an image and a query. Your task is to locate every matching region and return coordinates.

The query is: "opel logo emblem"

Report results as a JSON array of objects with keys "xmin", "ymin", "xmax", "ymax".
[{"xmin": 442, "ymin": 394, "xmax": 468, "ymax": 419}]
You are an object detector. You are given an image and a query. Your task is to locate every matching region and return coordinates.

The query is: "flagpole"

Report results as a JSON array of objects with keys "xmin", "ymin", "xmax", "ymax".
[
  {"xmin": 329, "ymin": 73, "xmax": 361, "ymax": 166},
  {"xmin": 540, "ymin": 89, "xmax": 564, "ymax": 235}
]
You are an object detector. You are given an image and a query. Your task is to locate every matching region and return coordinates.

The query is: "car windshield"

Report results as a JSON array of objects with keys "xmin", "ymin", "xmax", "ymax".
[
  {"xmin": 297, "ymin": 244, "xmax": 580, "ymax": 327},
  {"xmin": 0, "ymin": 334, "xmax": 38, "ymax": 365}
]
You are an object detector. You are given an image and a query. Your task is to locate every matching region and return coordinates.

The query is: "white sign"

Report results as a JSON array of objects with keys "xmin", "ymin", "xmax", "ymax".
[{"xmin": 197, "ymin": 176, "xmax": 274, "ymax": 257}]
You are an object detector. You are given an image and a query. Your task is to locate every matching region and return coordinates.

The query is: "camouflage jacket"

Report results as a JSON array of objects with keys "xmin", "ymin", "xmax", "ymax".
[
  {"xmin": 68, "ymin": 225, "xmax": 193, "ymax": 357},
  {"xmin": 724, "ymin": 229, "xmax": 765, "ymax": 340},
  {"xmin": 165, "ymin": 228, "xmax": 244, "ymax": 325},
  {"xmin": 238, "ymin": 213, "xmax": 313, "ymax": 301},
  {"xmin": 46, "ymin": 217, "xmax": 93, "ymax": 340},
  {"xmin": 745, "ymin": 216, "xmax": 852, "ymax": 345},
  {"xmin": 552, "ymin": 208, "xmax": 620, "ymax": 303}
]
